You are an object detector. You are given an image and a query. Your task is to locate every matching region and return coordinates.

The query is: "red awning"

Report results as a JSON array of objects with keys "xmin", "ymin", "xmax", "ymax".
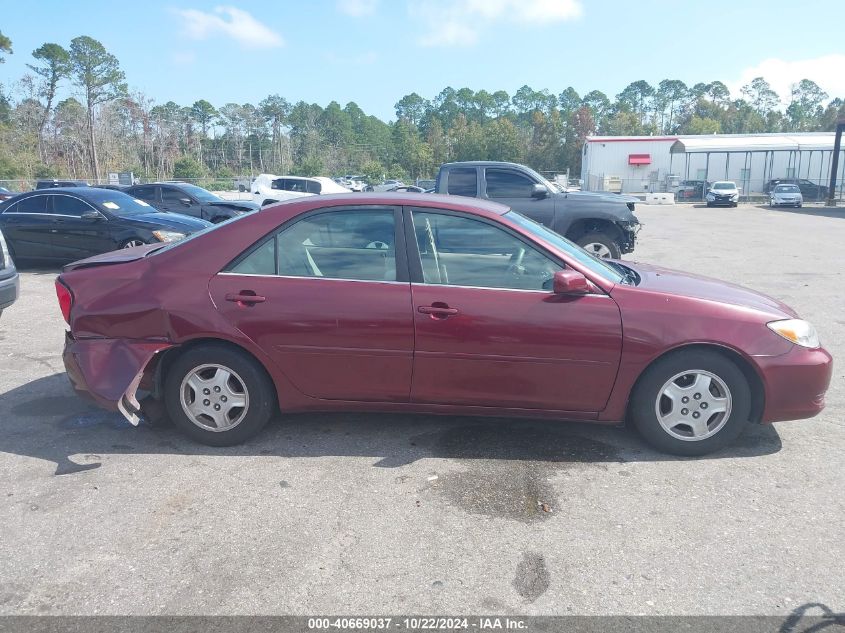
[{"xmin": 628, "ymin": 153, "xmax": 651, "ymax": 165}]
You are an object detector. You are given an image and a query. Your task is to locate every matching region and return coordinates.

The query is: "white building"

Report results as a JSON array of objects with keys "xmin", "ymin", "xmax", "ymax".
[{"xmin": 581, "ymin": 132, "xmax": 844, "ymax": 198}]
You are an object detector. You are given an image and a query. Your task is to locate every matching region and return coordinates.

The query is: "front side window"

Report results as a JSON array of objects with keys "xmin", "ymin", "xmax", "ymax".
[
  {"xmin": 446, "ymin": 168, "xmax": 478, "ymax": 197},
  {"xmin": 411, "ymin": 211, "xmax": 557, "ymax": 291},
  {"xmin": 485, "ymin": 169, "xmax": 535, "ymax": 198},
  {"xmin": 162, "ymin": 187, "xmax": 188, "ymax": 203},
  {"xmin": 52, "ymin": 195, "xmax": 95, "ymax": 217},
  {"xmin": 230, "ymin": 209, "xmax": 397, "ymax": 282}
]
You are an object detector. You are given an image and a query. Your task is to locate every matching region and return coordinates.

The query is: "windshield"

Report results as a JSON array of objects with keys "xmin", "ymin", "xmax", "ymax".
[
  {"xmin": 96, "ymin": 194, "xmax": 158, "ymax": 216},
  {"xmin": 176, "ymin": 184, "xmax": 221, "ymax": 203},
  {"xmin": 775, "ymin": 185, "xmax": 800, "ymax": 193},
  {"xmin": 713, "ymin": 182, "xmax": 735, "ymax": 190},
  {"xmin": 505, "ymin": 211, "xmax": 625, "ymax": 285}
]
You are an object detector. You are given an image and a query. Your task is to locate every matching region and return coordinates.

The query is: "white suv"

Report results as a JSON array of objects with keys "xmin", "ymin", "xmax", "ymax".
[{"xmin": 252, "ymin": 175, "xmax": 351, "ymax": 206}]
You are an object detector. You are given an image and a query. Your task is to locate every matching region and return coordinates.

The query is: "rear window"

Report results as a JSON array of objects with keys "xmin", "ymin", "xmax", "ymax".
[{"xmin": 446, "ymin": 168, "xmax": 478, "ymax": 197}]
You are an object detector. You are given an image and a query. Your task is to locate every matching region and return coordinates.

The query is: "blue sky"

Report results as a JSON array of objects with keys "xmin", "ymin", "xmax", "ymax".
[{"xmin": 2, "ymin": 0, "xmax": 844, "ymax": 121}]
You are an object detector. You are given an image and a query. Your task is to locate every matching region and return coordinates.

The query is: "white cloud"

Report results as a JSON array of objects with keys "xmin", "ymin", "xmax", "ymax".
[
  {"xmin": 728, "ymin": 54, "xmax": 845, "ymax": 105},
  {"xmin": 337, "ymin": 0, "xmax": 378, "ymax": 16},
  {"xmin": 175, "ymin": 6, "xmax": 284, "ymax": 49},
  {"xmin": 411, "ymin": 0, "xmax": 582, "ymax": 47}
]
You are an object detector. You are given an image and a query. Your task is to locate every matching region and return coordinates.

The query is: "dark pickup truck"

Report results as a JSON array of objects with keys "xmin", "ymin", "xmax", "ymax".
[{"xmin": 435, "ymin": 161, "xmax": 640, "ymax": 258}]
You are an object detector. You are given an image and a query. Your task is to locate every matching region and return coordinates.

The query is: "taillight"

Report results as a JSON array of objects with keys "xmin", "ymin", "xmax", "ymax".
[{"xmin": 55, "ymin": 278, "xmax": 73, "ymax": 325}]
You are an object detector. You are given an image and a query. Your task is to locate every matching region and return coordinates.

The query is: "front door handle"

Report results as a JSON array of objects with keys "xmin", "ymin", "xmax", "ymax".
[
  {"xmin": 225, "ymin": 292, "xmax": 266, "ymax": 305},
  {"xmin": 418, "ymin": 304, "xmax": 458, "ymax": 318}
]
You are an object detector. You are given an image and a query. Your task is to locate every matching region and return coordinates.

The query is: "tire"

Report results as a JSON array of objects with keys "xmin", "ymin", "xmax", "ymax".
[
  {"xmin": 628, "ymin": 349, "xmax": 751, "ymax": 456},
  {"xmin": 121, "ymin": 238, "xmax": 147, "ymax": 249},
  {"xmin": 731, "ymin": 202, "xmax": 738, "ymax": 207},
  {"xmin": 164, "ymin": 344, "xmax": 276, "ymax": 446},
  {"xmin": 238, "ymin": 185, "xmax": 246, "ymax": 192},
  {"xmin": 706, "ymin": 202, "xmax": 712, "ymax": 207},
  {"xmin": 796, "ymin": 203, "xmax": 802, "ymax": 208},
  {"xmin": 574, "ymin": 231, "xmax": 621, "ymax": 259}
]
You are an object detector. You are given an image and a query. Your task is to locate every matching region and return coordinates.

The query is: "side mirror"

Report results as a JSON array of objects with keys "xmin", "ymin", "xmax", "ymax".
[
  {"xmin": 81, "ymin": 210, "xmax": 103, "ymax": 221},
  {"xmin": 180, "ymin": 197, "xmax": 192, "ymax": 206},
  {"xmin": 553, "ymin": 269, "xmax": 590, "ymax": 295},
  {"xmin": 531, "ymin": 183, "xmax": 549, "ymax": 199}
]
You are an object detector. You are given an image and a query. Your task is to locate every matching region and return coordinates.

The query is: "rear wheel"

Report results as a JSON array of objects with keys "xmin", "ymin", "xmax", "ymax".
[
  {"xmin": 574, "ymin": 231, "xmax": 621, "ymax": 259},
  {"xmin": 164, "ymin": 344, "xmax": 276, "ymax": 446},
  {"xmin": 121, "ymin": 238, "xmax": 146, "ymax": 248},
  {"xmin": 629, "ymin": 349, "xmax": 751, "ymax": 456}
]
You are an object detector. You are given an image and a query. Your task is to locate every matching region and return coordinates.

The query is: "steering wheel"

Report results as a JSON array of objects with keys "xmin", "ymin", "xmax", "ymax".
[
  {"xmin": 366, "ymin": 240, "xmax": 390, "ymax": 250},
  {"xmin": 506, "ymin": 247, "xmax": 526, "ymax": 277}
]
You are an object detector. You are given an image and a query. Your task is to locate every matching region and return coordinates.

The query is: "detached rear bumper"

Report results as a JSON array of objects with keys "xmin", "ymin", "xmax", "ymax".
[
  {"xmin": 757, "ymin": 345, "xmax": 833, "ymax": 423},
  {"xmin": 63, "ymin": 332, "xmax": 173, "ymax": 424}
]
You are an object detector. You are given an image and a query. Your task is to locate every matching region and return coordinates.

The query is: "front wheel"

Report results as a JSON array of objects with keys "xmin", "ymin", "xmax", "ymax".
[
  {"xmin": 164, "ymin": 344, "xmax": 276, "ymax": 446},
  {"xmin": 574, "ymin": 232, "xmax": 621, "ymax": 259},
  {"xmin": 628, "ymin": 349, "xmax": 751, "ymax": 456},
  {"xmin": 121, "ymin": 238, "xmax": 147, "ymax": 249}
]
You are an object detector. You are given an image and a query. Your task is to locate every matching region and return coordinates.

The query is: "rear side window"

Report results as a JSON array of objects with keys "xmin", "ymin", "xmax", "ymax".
[
  {"xmin": 446, "ymin": 168, "xmax": 478, "ymax": 197},
  {"xmin": 228, "ymin": 209, "xmax": 397, "ymax": 282},
  {"xmin": 162, "ymin": 187, "xmax": 187, "ymax": 203},
  {"xmin": 131, "ymin": 186, "xmax": 157, "ymax": 201},
  {"xmin": 485, "ymin": 169, "xmax": 535, "ymax": 198},
  {"xmin": 15, "ymin": 196, "xmax": 49, "ymax": 214}
]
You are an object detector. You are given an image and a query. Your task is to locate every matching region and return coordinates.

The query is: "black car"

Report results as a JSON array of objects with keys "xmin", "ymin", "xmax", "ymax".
[
  {"xmin": 0, "ymin": 188, "xmax": 212, "ymax": 265},
  {"xmin": 0, "ymin": 228, "xmax": 19, "ymax": 318},
  {"xmin": 763, "ymin": 178, "xmax": 828, "ymax": 200},
  {"xmin": 125, "ymin": 182, "xmax": 258, "ymax": 223},
  {"xmin": 36, "ymin": 179, "xmax": 90, "ymax": 189}
]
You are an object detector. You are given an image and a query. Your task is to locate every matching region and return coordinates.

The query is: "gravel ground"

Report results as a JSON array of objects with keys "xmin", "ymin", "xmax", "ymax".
[{"xmin": 0, "ymin": 203, "xmax": 842, "ymax": 616}]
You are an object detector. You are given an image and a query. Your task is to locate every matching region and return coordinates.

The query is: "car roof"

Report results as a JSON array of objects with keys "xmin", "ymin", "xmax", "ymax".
[
  {"xmin": 441, "ymin": 160, "xmax": 528, "ymax": 168},
  {"xmin": 15, "ymin": 187, "xmax": 136, "ymax": 201},
  {"xmin": 268, "ymin": 192, "xmax": 510, "ymax": 216}
]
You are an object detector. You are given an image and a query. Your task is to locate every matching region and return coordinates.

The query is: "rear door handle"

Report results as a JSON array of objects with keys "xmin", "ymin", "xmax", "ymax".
[
  {"xmin": 225, "ymin": 293, "xmax": 266, "ymax": 305},
  {"xmin": 418, "ymin": 305, "xmax": 458, "ymax": 316}
]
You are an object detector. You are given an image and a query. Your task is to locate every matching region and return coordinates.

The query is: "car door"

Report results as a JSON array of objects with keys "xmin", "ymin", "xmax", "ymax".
[
  {"xmin": 208, "ymin": 205, "xmax": 414, "ymax": 402},
  {"xmin": 407, "ymin": 207, "xmax": 622, "ymax": 412},
  {"xmin": 48, "ymin": 194, "xmax": 115, "ymax": 261},
  {"xmin": 0, "ymin": 195, "xmax": 57, "ymax": 260},
  {"xmin": 482, "ymin": 167, "xmax": 556, "ymax": 229},
  {"xmin": 159, "ymin": 186, "xmax": 204, "ymax": 219}
]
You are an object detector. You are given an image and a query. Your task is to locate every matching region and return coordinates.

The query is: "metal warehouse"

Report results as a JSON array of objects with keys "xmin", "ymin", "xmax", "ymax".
[{"xmin": 581, "ymin": 132, "xmax": 845, "ymax": 198}]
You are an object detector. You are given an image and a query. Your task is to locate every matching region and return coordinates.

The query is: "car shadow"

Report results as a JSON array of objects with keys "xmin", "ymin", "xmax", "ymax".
[
  {"xmin": 757, "ymin": 204, "xmax": 845, "ymax": 219},
  {"xmin": 1, "ymin": 373, "xmax": 783, "ymax": 476},
  {"xmin": 9, "ymin": 263, "xmax": 63, "ymax": 275}
]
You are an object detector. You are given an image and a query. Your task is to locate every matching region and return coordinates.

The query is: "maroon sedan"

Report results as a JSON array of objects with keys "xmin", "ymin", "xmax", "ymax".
[{"xmin": 57, "ymin": 193, "xmax": 832, "ymax": 455}]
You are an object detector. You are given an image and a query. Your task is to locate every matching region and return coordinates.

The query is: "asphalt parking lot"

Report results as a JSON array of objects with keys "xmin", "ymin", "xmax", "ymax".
[{"xmin": 0, "ymin": 203, "xmax": 843, "ymax": 616}]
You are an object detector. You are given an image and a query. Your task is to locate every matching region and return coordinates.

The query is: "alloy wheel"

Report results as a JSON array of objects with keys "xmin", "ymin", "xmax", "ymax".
[
  {"xmin": 582, "ymin": 242, "xmax": 613, "ymax": 259},
  {"xmin": 654, "ymin": 370, "xmax": 732, "ymax": 441},
  {"xmin": 179, "ymin": 363, "xmax": 250, "ymax": 432},
  {"xmin": 123, "ymin": 239, "xmax": 145, "ymax": 248}
]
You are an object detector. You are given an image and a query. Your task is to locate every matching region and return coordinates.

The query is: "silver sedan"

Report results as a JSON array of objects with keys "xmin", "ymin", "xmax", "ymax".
[{"xmin": 770, "ymin": 184, "xmax": 803, "ymax": 208}]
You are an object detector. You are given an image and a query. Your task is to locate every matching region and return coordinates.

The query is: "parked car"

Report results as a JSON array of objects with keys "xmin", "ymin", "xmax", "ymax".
[
  {"xmin": 769, "ymin": 184, "xmax": 803, "ymax": 208},
  {"xmin": 57, "ymin": 193, "xmax": 831, "ymax": 456},
  {"xmin": 435, "ymin": 161, "xmax": 639, "ymax": 259},
  {"xmin": 35, "ymin": 179, "xmax": 90, "ymax": 189},
  {"xmin": 252, "ymin": 175, "xmax": 350, "ymax": 206},
  {"xmin": 415, "ymin": 179, "xmax": 436, "ymax": 191},
  {"xmin": 234, "ymin": 176, "xmax": 255, "ymax": 192},
  {"xmin": 0, "ymin": 187, "xmax": 15, "ymax": 201},
  {"xmin": 705, "ymin": 181, "xmax": 740, "ymax": 207},
  {"xmin": 94, "ymin": 184, "xmax": 131, "ymax": 192},
  {"xmin": 764, "ymin": 178, "xmax": 828, "ymax": 201},
  {"xmin": 365, "ymin": 179, "xmax": 405, "ymax": 192},
  {"xmin": 0, "ymin": 228, "xmax": 19, "ymax": 319},
  {"xmin": 675, "ymin": 180, "xmax": 711, "ymax": 200},
  {"xmin": 125, "ymin": 182, "xmax": 258, "ymax": 223},
  {"xmin": 386, "ymin": 185, "xmax": 426, "ymax": 193},
  {"xmin": 339, "ymin": 175, "xmax": 366, "ymax": 192},
  {"xmin": 0, "ymin": 188, "xmax": 212, "ymax": 264}
]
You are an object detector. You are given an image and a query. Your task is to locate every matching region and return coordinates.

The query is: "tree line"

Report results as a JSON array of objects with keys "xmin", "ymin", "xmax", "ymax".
[{"xmin": 1, "ymin": 30, "xmax": 844, "ymax": 185}]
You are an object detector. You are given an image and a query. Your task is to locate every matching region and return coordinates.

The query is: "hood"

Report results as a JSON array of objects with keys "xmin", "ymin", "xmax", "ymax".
[
  {"xmin": 708, "ymin": 187, "xmax": 738, "ymax": 195},
  {"xmin": 207, "ymin": 200, "xmax": 259, "ymax": 211},
  {"xmin": 120, "ymin": 212, "xmax": 211, "ymax": 232},
  {"xmin": 561, "ymin": 190, "xmax": 640, "ymax": 204},
  {"xmin": 622, "ymin": 261, "xmax": 798, "ymax": 319}
]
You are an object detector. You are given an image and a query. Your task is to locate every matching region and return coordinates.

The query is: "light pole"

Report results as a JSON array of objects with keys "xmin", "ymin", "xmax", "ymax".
[{"xmin": 827, "ymin": 117, "xmax": 845, "ymax": 207}]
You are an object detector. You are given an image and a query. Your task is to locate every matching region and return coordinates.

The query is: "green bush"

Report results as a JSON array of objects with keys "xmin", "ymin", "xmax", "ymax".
[
  {"xmin": 205, "ymin": 180, "xmax": 234, "ymax": 191},
  {"xmin": 172, "ymin": 157, "xmax": 205, "ymax": 180}
]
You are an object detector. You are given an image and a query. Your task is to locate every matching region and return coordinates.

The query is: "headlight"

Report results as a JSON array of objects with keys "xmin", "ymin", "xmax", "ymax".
[
  {"xmin": 767, "ymin": 319, "xmax": 820, "ymax": 348},
  {"xmin": 152, "ymin": 230, "xmax": 186, "ymax": 243},
  {"xmin": 731, "ymin": 194, "xmax": 739, "ymax": 200}
]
